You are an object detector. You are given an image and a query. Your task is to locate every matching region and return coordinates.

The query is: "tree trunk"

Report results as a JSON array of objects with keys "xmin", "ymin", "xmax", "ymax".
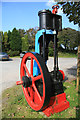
[{"xmin": 76, "ymin": 29, "xmax": 80, "ymax": 91}]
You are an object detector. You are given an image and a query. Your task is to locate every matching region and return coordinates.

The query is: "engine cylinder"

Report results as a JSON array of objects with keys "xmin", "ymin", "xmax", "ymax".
[{"xmin": 38, "ymin": 9, "xmax": 62, "ymax": 31}]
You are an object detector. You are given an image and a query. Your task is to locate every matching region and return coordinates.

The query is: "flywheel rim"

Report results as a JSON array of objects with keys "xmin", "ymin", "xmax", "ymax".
[{"xmin": 20, "ymin": 52, "xmax": 52, "ymax": 111}]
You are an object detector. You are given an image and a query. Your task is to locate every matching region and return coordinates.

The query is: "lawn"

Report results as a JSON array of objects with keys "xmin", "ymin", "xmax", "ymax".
[
  {"xmin": 2, "ymin": 80, "xmax": 80, "ymax": 119},
  {"xmin": 58, "ymin": 52, "xmax": 77, "ymax": 58}
]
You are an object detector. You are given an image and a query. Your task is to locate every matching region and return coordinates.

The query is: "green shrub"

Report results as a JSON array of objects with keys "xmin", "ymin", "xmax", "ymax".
[
  {"xmin": 8, "ymin": 50, "xmax": 20, "ymax": 57},
  {"xmin": 48, "ymin": 47, "xmax": 54, "ymax": 56}
]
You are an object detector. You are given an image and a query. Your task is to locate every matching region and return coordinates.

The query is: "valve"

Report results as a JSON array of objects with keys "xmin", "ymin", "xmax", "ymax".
[{"xmin": 52, "ymin": 5, "xmax": 59, "ymax": 14}]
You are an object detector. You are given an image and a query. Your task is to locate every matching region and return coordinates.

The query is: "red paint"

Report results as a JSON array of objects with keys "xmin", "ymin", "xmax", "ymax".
[
  {"xmin": 16, "ymin": 53, "xmax": 69, "ymax": 116},
  {"xmin": 42, "ymin": 93, "xmax": 69, "ymax": 117},
  {"xmin": 31, "ymin": 57, "xmax": 33, "ymax": 76},
  {"xmin": 20, "ymin": 52, "xmax": 46, "ymax": 111},
  {"xmin": 52, "ymin": 5, "xmax": 59, "ymax": 14},
  {"xmin": 16, "ymin": 81, "xmax": 23, "ymax": 85},
  {"xmin": 59, "ymin": 70, "xmax": 65, "ymax": 80}
]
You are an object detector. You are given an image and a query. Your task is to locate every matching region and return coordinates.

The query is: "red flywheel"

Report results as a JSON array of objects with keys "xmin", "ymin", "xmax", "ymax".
[{"xmin": 17, "ymin": 52, "xmax": 52, "ymax": 111}]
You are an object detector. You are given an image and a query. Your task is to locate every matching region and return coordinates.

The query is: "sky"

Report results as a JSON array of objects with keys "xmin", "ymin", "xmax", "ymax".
[{"xmin": 0, "ymin": 1, "xmax": 79, "ymax": 32}]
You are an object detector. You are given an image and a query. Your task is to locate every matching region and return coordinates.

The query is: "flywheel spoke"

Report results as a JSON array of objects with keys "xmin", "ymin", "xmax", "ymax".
[
  {"xmin": 30, "ymin": 86, "xmax": 34, "ymax": 101},
  {"xmin": 23, "ymin": 64, "xmax": 30, "ymax": 77},
  {"xmin": 30, "ymin": 57, "xmax": 33, "ymax": 75},
  {"xmin": 32, "ymin": 83, "xmax": 42, "ymax": 102},
  {"xmin": 33, "ymin": 74, "xmax": 42, "ymax": 82}
]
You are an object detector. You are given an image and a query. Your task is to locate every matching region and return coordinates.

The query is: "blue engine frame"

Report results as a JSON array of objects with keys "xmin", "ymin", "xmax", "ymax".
[{"xmin": 33, "ymin": 29, "xmax": 56, "ymax": 76}]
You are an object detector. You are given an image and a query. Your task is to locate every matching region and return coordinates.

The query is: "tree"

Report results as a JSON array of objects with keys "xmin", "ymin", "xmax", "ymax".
[
  {"xmin": 58, "ymin": 2, "xmax": 80, "ymax": 25},
  {"xmin": 48, "ymin": 41, "xmax": 54, "ymax": 56},
  {"xmin": 10, "ymin": 28, "xmax": 22, "ymax": 52},
  {"xmin": 77, "ymin": 28, "xmax": 80, "ymax": 91},
  {"xmin": 7, "ymin": 30, "xmax": 11, "ymax": 50},
  {"xmin": 0, "ymin": 31, "xmax": 3, "ymax": 52},
  {"xmin": 22, "ymin": 35, "xmax": 29, "ymax": 51},
  {"xmin": 58, "ymin": 28, "xmax": 78, "ymax": 51},
  {"xmin": 18, "ymin": 29, "xmax": 25, "ymax": 37},
  {"xmin": 26, "ymin": 28, "xmax": 38, "ymax": 49},
  {"xmin": 58, "ymin": 2, "xmax": 80, "ymax": 90},
  {"xmin": 3, "ymin": 32, "xmax": 8, "ymax": 52}
]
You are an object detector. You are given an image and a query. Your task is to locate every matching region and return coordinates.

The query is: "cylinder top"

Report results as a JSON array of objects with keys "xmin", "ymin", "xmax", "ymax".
[{"xmin": 38, "ymin": 9, "xmax": 51, "ymax": 16}]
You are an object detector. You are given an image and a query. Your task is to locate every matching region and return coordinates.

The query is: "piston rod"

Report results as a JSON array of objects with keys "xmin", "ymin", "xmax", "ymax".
[{"xmin": 54, "ymin": 32, "xmax": 57, "ymax": 80}]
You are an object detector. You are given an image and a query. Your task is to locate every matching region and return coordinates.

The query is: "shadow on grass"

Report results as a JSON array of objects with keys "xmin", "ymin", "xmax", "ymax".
[
  {"xmin": 76, "ymin": 90, "xmax": 80, "ymax": 119},
  {"xmin": 74, "ymin": 79, "xmax": 80, "ymax": 119},
  {"xmin": 76, "ymin": 80, "xmax": 80, "ymax": 119},
  {"xmin": 76, "ymin": 105, "xmax": 80, "ymax": 119},
  {"xmin": 63, "ymin": 86, "xmax": 67, "ymax": 91},
  {"xmin": 66, "ymin": 66, "xmax": 77, "ymax": 77}
]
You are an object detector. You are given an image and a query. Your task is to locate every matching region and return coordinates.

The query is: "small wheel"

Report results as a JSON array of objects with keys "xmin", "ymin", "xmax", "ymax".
[{"xmin": 20, "ymin": 52, "xmax": 52, "ymax": 111}]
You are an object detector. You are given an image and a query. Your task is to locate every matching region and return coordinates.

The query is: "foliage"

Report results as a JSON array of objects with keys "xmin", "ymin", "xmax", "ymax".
[
  {"xmin": 10, "ymin": 28, "xmax": 22, "ymax": 52},
  {"xmin": 48, "ymin": 28, "xmax": 78, "ymax": 56},
  {"xmin": 26, "ymin": 28, "xmax": 38, "ymax": 49},
  {"xmin": 18, "ymin": 29, "xmax": 25, "ymax": 37},
  {"xmin": 21, "ymin": 35, "xmax": 29, "ymax": 51},
  {"xmin": 58, "ymin": 2, "xmax": 80, "ymax": 26},
  {"xmin": 7, "ymin": 30, "xmax": 11, "ymax": 50},
  {"xmin": 3, "ymin": 32, "xmax": 9, "ymax": 52},
  {"xmin": 1, "ymin": 27, "xmax": 78, "ymax": 57},
  {"xmin": 7, "ymin": 50, "xmax": 20, "ymax": 57},
  {"xmin": 0, "ymin": 31, "xmax": 3, "ymax": 41},
  {"xmin": 58, "ymin": 28, "xmax": 78, "ymax": 50},
  {"xmin": 48, "ymin": 41, "xmax": 54, "ymax": 56},
  {"xmin": 1, "ymin": 27, "xmax": 38, "ymax": 56},
  {"xmin": 0, "ymin": 31, "xmax": 3, "ymax": 52}
]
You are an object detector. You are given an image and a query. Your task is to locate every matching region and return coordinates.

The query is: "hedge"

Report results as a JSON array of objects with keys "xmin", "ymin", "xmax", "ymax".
[{"xmin": 7, "ymin": 50, "xmax": 20, "ymax": 57}]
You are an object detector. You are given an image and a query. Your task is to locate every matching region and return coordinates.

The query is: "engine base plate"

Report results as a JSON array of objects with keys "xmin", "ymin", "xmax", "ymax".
[{"xmin": 42, "ymin": 93, "xmax": 69, "ymax": 117}]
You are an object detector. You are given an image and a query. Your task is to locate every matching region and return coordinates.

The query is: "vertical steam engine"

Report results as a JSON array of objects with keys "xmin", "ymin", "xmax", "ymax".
[{"xmin": 16, "ymin": 5, "xmax": 69, "ymax": 117}]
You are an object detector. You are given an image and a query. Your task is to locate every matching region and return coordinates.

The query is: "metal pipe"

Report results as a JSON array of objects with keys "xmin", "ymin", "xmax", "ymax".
[
  {"xmin": 54, "ymin": 33, "xmax": 57, "ymax": 80},
  {"xmin": 43, "ymin": 32, "xmax": 45, "ymax": 61},
  {"xmin": 56, "ymin": 38, "xmax": 59, "ymax": 72}
]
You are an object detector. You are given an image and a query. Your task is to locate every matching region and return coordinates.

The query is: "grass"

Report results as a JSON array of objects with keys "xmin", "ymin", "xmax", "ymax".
[
  {"xmin": 58, "ymin": 52, "xmax": 77, "ymax": 58},
  {"xmin": 2, "ymin": 80, "xmax": 80, "ymax": 119},
  {"xmin": 10, "ymin": 56, "xmax": 20, "ymax": 58}
]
